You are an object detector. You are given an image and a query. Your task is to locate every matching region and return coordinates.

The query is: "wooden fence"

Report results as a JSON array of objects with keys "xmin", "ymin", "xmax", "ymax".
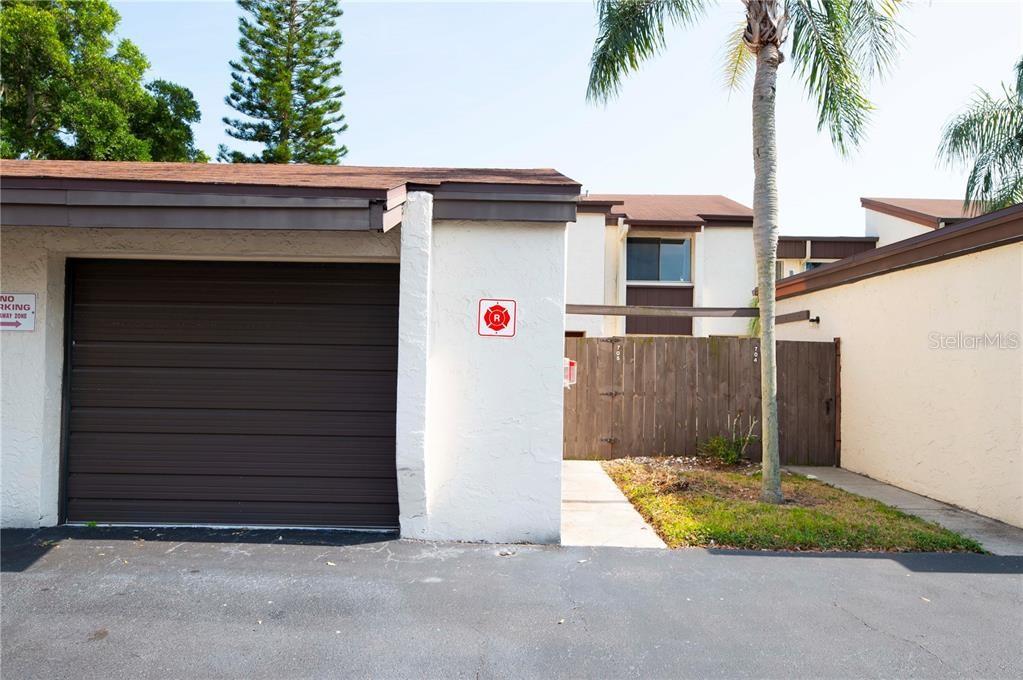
[{"xmin": 563, "ymin": 336, "xmax": 839, "ymax": 465}]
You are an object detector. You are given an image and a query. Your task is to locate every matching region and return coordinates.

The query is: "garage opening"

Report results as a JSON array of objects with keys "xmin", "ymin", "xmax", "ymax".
[{"xmin": 62, "ymin": 259, "xmax": 399, "ymax": 528}]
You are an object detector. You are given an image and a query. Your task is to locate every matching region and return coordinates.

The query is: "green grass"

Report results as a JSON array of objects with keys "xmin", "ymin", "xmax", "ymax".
[{"xmin": 604, "ymin": 460, "xmax": 984, "ymax": 553}]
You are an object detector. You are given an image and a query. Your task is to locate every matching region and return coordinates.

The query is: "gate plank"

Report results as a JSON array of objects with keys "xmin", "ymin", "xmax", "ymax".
[{"xmin": 562, "ymin": 336, "xmax": 837, "ymax": 465}]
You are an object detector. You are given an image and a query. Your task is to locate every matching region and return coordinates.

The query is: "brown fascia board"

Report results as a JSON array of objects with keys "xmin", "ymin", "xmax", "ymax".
[
  {"xmin": 577, "ymin": 200, "xmax": 625, "ymax": 214},
  {"xmin": 2, "ymin": 176, "xmax": 582, "ymax": 229},
  {"xmin": 860, "ymin": 197, "xmax": 943, "ymax": 228},
  {"xmin": 774, "ymin": 203, "xmax": 1023, "ymax": 300},
  {"xmin": 698, "ymin": 214, "xmax": 754, "ymax": 227},
  {"xmin": 624, "ymin": 219, "xmax": 705, "ymax": 229},
  {"xmin": 780, "ymin": 235, "xmax": 879, "ymax": 243}
]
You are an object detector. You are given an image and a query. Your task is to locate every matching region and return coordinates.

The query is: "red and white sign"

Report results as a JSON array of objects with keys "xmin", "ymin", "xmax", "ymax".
[
  {"xmin": 0, "ymin": 293, "xmax": 35, "ymax": 331},
  {"xmin": 478, "ymin": 298, "xmax": 517, "ymax": 338},
  {"xmin": 563, "ymin": 358, "xmax": 577, "ymax": 388}
]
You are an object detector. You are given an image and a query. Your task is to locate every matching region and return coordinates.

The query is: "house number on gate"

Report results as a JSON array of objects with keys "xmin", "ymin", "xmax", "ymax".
[{"xmin": 753, "ymin": 344, "xmax": 759, "ymax": 363}]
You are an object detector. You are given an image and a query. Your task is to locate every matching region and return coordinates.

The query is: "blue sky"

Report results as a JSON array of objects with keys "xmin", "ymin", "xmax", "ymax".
[{"xmin": 113, "ymin": 1, "xmax": 1022, "ymax": 235}]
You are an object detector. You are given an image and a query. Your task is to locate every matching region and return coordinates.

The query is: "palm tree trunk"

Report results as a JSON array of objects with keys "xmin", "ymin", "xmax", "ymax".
[{"xmin": 752, "ymin": 42, "xmax": 783, "ymax": 504}]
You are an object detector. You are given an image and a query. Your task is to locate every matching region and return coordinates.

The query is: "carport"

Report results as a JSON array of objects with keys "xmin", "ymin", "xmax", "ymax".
[{"xmin": 0, "ymin": 160, "xmax": 580, "ymax": 543}]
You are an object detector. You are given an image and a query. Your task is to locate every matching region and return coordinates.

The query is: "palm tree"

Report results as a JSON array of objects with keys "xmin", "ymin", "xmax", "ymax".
[
  {"xmin": 939, "ymin": 57, "xmax": 1023, "ymax": 214},
  {"xmin": 587, "ymin": 0, "xmax": 902, "ymax": 502}
]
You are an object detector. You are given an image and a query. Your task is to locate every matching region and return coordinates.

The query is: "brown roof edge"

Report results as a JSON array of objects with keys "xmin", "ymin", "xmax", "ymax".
[
  {"xmin": 859, "ymin": 197, "xmax": 973, "ymax": 228},
  {"xmin": 577, "ymin": 198, "xmax": 626, "ymax": 215},
  {"xmin": 779, "ymin": 235, "xmax": 879, "ymax": 242},
  {"xmin": 697, "ymin": 213, "xmax": 754, "ymax": 225},
  {"xmin": 774, "ymin": 203, "xmax": 1023, "ymax": 300},
  {"xmin": 624, "ymin": 219, "xmax": 705, "ymax": 229}
]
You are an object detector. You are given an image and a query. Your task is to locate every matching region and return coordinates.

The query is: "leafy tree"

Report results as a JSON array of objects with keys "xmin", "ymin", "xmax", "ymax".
[
  {"xmin": 587, "ymin": 0, "xmax": 903, "ymax": 503},
  {"xmin": 0, "ymin": 0, "xmax": 206, "ymax": 161},
  {"xmin": 939, "ymin": 57, "xmax": 1023, "ymax": 214},
  {"xmin": 219, "ymin": 0, "xmax": 348, "ymax": 164}
]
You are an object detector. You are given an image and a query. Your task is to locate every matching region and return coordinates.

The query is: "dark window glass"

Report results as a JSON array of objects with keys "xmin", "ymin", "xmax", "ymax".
[
  {"xmin": 659, "ymin": 240, "xmax": 691, "ymax": 282},
  {"xmin": 627, "ymin": 238, "xmax": 691, "ymax": 282},
  {"xmin": 626, "ymin": 239, "xmax": 659, "ymax": 281}
]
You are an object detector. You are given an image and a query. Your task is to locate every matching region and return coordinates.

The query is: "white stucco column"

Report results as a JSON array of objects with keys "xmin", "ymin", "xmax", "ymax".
[{"xmin": 395, "ymin": 192, "xmax": 433, "ymax": 538}]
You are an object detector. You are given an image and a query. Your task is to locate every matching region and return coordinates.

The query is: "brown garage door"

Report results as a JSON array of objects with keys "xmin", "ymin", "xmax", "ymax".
[{"xmin": 63, "ymin": 259, "xmax": 399, "ymax": 528}]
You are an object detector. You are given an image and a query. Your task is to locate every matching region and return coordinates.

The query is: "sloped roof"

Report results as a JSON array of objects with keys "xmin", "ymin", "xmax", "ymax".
[
  {"xmin": 861, "ymin": 197, "xmax": 974, "ymax": 227},
  {"xmin": 0, "ymin": 159, "xmax": 579, "ymax": 191},
  {"xmin": 581, "ymin": 193, "xmax": 753, "ymax": 225}
]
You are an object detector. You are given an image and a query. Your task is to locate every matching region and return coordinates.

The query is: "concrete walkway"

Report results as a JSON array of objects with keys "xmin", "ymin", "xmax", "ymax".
[
  {"xmin": 561, "ymin": 461, "xmax": 666, "ymax": 548},
  {"xmin": 789, "ymin": 466, "xmax": 1023, "ymax": 556}
]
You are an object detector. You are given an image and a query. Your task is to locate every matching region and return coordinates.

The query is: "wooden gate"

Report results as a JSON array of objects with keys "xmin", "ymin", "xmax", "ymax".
[{"xmin": 563, "ymin": 336, "xmax": 838, "ymax": 465}]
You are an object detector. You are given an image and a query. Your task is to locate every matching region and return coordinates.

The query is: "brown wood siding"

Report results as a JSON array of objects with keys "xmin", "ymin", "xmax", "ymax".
[
  {"xmin": 63, "ymin": 259, "xmax": 399, "ymax": 528},
  {"xmin": 809, "ymin": 240, "xmax": 876, "ymax": 259},
  {"xmin": 777, "ymin": 240, "xmax": 808, "ymax": 259},
  {"xmin": 564, "ymin": 336, "xmax": 837, "ymax": 465},
  {"xmin": 625, "ymin": 286, "xmax": 694, "ymax": 335}
]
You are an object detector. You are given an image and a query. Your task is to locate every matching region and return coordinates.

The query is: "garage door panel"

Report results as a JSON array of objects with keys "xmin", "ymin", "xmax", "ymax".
[
  {"xmin": 70, "ymin": 367, "xmax": 397, "ymax": 411},
  {"xmin": 73, "ymin": 342, "xmax": 398, "ymax": 371},
  {"xmin": 73, "ymin": 259, "xmax": 399, "ymax": 283},
  {"xmin": 70, "ymin": 408, "xmax": 397, "ymax": 437},
  {"xmin": 66, "ymin": 499, "xmax": 400, "ymax": 528},
  {"xmin": 68, "ymin": 433, "xmax": 397, "ymax": 477},
  {"xmin": 73, "ymin": 303, "xmax": 398, "ymax": 345},
  {"xmin": 74, "ymin": 278, "xmax": 399, "ymax": 306},
  {"xmin": 68, "ymin": 474, "xmax": 398, "ymax": 504},
  {"xmin": 64, "ymin": 259, "xmax": 400, "ymax": 528}
]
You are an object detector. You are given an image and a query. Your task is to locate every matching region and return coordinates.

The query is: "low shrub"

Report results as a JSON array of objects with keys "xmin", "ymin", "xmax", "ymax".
[{"xmin": 698, "ymin": 413, "xmax": 758, "ymax": 465}]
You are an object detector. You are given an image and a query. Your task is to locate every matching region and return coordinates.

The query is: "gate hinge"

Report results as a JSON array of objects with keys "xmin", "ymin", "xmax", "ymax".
[
  {"xmin": 600, "ymin": 437, "xmax": 618, "ymax": 444},
  {"xmin": 599, "ymin": 390, "xmax": 623, "ymax": 397}
]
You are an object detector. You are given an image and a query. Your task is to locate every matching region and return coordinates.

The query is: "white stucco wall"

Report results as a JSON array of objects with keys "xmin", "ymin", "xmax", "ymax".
[
  {"xmin": 0, "ymin": 225, "xmax": 400, "ymax": 529},
  {"xmin": 865, "ymin": 209, "xmax": 932, "ymax": 247},
  {"xmin": 778, "ymin": 258, "xmax": 806, "ymax": 279},
  {"xmin": 395, "ymin": 194, "xmax": 433, "ymax": 537},
  {"xmin": 693, "ymin": 227, "xmax": 756, "ymax": 337},
  {"xmin": 603, "ymin": 222, "xmax": 628, "ymax": 336},
  {"xmin": 775, "ymin": 244, "xmax": 1023, "ymax": 527},
  {"xmin": 423, "ymin": 219, "xmax": 566, "ymax": 543},
  {"xmin": 1, "ymin": 211, "xmax": 568, "ymax": 543},
  {"xmin": 564, "ymin": 212, "xmax": 606, "ymax": 336}
]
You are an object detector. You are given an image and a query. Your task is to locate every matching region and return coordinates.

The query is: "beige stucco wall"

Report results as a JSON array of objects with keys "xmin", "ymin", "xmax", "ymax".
[
  {"xmin": 776, "ymin": 243, "xmax": 1023, "ymax": 527},
  {"xmin": 693, "ymin": 227, "xmax": 756, "ymax": 337},
  {"xmin": 564, "ymin": 213, "xmax": 607, "ymax": 336},
  {"xmin": 0, "ymin": 226, "xmax": 399, "ymax": 528},
  {"xmin": 865, "ymin": 209, "xmax": 932, "ymax": 247}
]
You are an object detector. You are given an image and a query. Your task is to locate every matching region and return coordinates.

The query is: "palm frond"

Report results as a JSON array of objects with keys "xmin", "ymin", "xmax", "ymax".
[
  {"xmin": 1015, "ymin": 55, "xmax": 1023, "ymax": 102},
  {"xmin": 939, "ymin": 69, "xmax": 1023, "ymax": 213},
  {"xmin": 722, "ymin": 21, "xmax": 754, "ymax": 93},
  {"xmin": 846, "ymin": 0, "xmax": 904, "ymax": 82},
  {"xmin": 788, "ymin": 0, "xmax": 870, "ymax": 154},
  {"xmin": 587, "ymin": 0, "xmax": 711, "ymax": 103}
]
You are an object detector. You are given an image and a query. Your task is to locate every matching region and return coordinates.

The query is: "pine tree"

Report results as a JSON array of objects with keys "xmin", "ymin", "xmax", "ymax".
[{"xmin": 219, "ymin": 0, "xmax": 348, "ymax": 164}]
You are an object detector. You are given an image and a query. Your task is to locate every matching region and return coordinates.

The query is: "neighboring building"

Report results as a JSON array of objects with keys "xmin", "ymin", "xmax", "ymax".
[
  {"xmin": 775, "ymin": 203, "xmax": 1023, "ymax": 528},
  {"xmin": 568, "ymin": 194, "xmax": 757, "ymax": 337},
  {"xmin": 776, "ymin": 236, "xmax": 878, "ymax": 279},
  {"xmin": 0, "ymin": 160, "xmax": 582, "ymax": 544},
  {"xmin": 861, "ymin": 197, "xmax": 972, "ymax": 247}
]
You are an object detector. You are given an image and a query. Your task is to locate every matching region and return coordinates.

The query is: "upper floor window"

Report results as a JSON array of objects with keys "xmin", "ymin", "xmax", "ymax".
[{"xmin": 626, "ymin": 238, "xmax": 692, "ymax": 282}]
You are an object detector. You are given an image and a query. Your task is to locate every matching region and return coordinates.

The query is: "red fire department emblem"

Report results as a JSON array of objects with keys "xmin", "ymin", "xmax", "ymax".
[
  {"xmin": 483, "ymin": 304, "xmax": 511, "ymax": 331},
  {"xmin": 478, "ymin": 298, "xmax": 517, "ymax": 337}
]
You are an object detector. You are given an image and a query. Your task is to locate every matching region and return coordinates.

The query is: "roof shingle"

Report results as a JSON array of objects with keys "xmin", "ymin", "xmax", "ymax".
[
  {"xmin": 581, "ymin": 193, "xmax": 753, "ymax": 225},
  {"xmin": 0, "ymin": 159, "xmax": 579, "ymax": 191}
]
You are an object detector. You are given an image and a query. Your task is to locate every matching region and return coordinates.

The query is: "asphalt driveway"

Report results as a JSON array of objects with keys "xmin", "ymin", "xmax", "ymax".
[{"xmin": 2, "ymin": 527, "xmax": 1021, "ymax": 679}]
